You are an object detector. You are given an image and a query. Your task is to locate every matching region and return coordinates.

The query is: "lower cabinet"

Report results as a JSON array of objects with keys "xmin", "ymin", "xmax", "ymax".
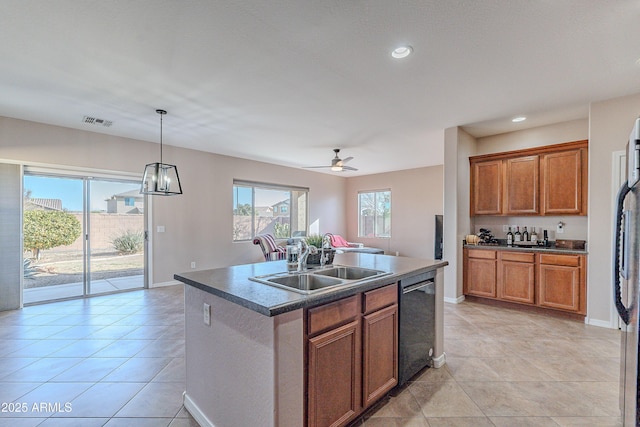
[
  {"xmin": 464, "ymin": 249, "xmax": 497, "ymax": 298},
  {"xmin": 306, "ymin": 284, "xmax": 398, "ymax": 427},
  {"xmin": 308, "ymin": 320, "xmax": 360, "ymax": 427},
  {"xmin": 497, "ymin": 252, "xmax": 535, "ymax": 304},
  {"xmin": 463, "ymin": 248, "xmax": 586, "ymax": 315},
  {"xmin": 538, "ymin": 254, "xmax": 585, "ymax": 314}
]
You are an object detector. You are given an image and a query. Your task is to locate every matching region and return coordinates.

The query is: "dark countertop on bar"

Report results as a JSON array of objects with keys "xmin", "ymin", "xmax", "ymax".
[
  {"xmin": 464, "ymin": 242, "xmax": 588, "ymax": 255},
  {"xmin": 174, "ymin": 253, "xmax": 448, "ymax": 317}
]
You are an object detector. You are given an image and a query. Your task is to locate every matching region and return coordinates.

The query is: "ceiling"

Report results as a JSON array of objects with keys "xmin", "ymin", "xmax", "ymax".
[{"xmin": 1, "ymin": 1, "xmax": 639, "ymax": 176}]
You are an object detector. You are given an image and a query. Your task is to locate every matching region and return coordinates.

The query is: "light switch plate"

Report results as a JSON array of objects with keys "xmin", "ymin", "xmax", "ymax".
[
  {"xmin": 556, "ymin": 223, "xmax": 564, "ymax": 234},
  {"xmin": 157, "ymin": 225, "xmax": 165, "ymax": 233},
  {"xmin": 203, "ymin": 303, "xmax": 210, "ymax": 326}
]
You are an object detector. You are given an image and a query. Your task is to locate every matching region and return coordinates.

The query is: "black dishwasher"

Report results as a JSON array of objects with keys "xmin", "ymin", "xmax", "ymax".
[{"xmin": 397, "ymin": 270, "xmax": 436, "ymax": 387}]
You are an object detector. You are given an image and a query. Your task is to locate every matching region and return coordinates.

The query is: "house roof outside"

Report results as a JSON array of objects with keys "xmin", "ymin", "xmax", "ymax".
[
  {"xmin": 24, "ymin": 198, "xmax": 63, "ymax": 211},
  {"xmin": 110, "ymin": 189, "xmax": 143, "ymax": 199}
]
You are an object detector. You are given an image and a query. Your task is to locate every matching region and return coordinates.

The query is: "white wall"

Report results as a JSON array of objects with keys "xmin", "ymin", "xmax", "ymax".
[
  {"xmin": 443, "ymin": 127, "xmax": 475, "ymax": 302},
  {"xmin": 588, "ymin": 92, "xmax": 640, "ymax": 326},
  {"xmin": 0, "ymin": 116, "xmax": 346, "ymax": 293},
  {"xmin": 345, "ymin": 165, "xmax": 444, "ymax": 258}
]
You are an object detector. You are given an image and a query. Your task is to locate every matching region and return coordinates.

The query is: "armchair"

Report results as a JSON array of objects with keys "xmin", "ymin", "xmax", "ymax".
[
  {"xmin": 253, "ymin": 234, "xmax": 287, "ymax": 261},
  {"xmin": 328, "ymin": 234, "xmax": 384, "ymax": 255}
]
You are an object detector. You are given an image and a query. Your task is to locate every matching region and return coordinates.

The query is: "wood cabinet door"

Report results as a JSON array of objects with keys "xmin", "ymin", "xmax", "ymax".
[
  {"xmin": 541, "ymin": 149, "xmax": 583, "ymax": 215},
  {"xmin": 537, "ymin": 264, "xmax": 580, "ymax": 312},
  {"xmin": 362, "ymin": 304, "xmax": 398, "ymax": 408},
  {"xmin": 308, "ymin": 320, "xmax": 361, "ymax": 427},
  {"xmin": 498, "ymin": 260, "xmax": 535, "ymax": 304},
  {"xmin": 466, "ymin": 258, "xmax": 497, "ymax": 298},
  {"xmin": 471, "ymin": 160, "xmax": 502, "ymax": 215},
  {"xmin": 504, "ymin": 155, "xmax": 539, "ymax": 214}
]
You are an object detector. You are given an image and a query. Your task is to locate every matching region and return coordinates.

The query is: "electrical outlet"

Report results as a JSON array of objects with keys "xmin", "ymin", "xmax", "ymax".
[
  {"xmin": 557, "ymin": 222, "xmax": 564, "ymax": 234},
  {"xmin": 157, "ymin": 225, "xmax": 165, "ymax": 233},
  {"xmin": 191, "ymin": 261, "xmax": 196, "ymax": 269},
  {"xmin": 203, "ymin": 303, "xmax": 210, "ymax": 326},
  {"xmin": 502, "ymin": 225, "xmax": 509, "ymax": 232}
]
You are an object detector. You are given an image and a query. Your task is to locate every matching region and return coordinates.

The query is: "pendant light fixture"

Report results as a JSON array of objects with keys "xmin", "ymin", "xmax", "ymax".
[{"xmin": 140, "ymin": 109, "xmax": 183, "ymax": 196}]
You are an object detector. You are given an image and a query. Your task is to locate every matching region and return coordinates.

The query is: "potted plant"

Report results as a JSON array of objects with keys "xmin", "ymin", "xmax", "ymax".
[{"xmin": 305, "ymin": 234, "xmax": 334, "ymax": 265}]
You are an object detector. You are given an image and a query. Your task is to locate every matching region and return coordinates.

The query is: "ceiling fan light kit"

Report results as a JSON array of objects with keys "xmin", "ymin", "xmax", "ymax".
[
  {"xmin": 140, "ymin": 109, "xmax": 183, "ymax": 196},
  {"xmin": 304, "ymin": 148, "xmax": 358, "ymax": 172}
]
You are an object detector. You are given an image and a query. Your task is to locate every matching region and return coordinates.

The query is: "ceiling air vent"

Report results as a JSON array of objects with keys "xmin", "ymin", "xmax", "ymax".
[{"xmin": 82, "ymin": 116, "xmax": 113, "ymax": 127}]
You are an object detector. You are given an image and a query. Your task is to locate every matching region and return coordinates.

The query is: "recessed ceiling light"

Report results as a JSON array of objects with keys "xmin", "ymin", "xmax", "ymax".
[
  {"xmin": 391, "ymin": 46, "xmax": 413, "ymax": 59},
  {"xmin": 512, "ymin": 116, "xmax": 527, "ymax": 123}
]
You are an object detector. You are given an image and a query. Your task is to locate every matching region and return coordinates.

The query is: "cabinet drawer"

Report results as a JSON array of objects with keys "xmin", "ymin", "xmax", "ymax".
[
  {"xmin": 467, "ymin": 249, "xmax": 496, "ymax": 260},
  {"xmin": 363, "ymin": 284, "xmax": 398, "ymax": 314},
  {"xmin": 308, "ymin": 295, "xmax": 359, "ymax": 336},
  {"xmin": 539, "ymin": 254, "xmax": 581, "ymax": 267},
  {"xmin": 500, "ymin": 252, "xmax": 534, "ymax": 263}
]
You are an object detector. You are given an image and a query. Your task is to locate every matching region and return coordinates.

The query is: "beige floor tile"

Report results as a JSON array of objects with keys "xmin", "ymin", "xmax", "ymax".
[
  {"xmin": 409, "ymin": 381, "xmax": 484, "ymax": 418},
  {"xmin": 526, "ymin": 356, "xmax": 619, "ymax": 381},
  {"xmin": 444, "ymin": 357, "xmax": 502, "ymax": 381},
  {"xmin": 490, "ymin": 416, "xmax": 560, "ymax": 426},
  {"xmin": 482, "ymin": 357, "xmax": 554, "ymax": 381},
  {"xmin": 551, "ymin": 416, "xmax": 622, "ymax": 426},
  {"xmin": 411, "ymin": 366, "xmax": 456, "ymax": 383},
  {"xmin": 365, "ymin": 417, "xmax": 430, "ymax": 427},
  {"xmin": 368, "ymin": 388, "xmax": 422, "ymax": 418},
  {"xmin": 426, "ymin": 417, "xmax": 495, "ymax": 427}
]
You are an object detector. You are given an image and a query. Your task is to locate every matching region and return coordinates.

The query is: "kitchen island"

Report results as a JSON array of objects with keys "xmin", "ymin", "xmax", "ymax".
[{"xmin": 174, "ymin": 253, "xmax": 447, "ymax": 427}]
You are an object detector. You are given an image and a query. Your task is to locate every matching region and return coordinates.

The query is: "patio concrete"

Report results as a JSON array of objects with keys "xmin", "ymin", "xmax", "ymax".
[{"xmin": 23, "ymin": 275, "xmax": 144, "ymax": 304}]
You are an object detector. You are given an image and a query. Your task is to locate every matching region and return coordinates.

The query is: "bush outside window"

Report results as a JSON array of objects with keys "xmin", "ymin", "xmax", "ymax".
[{"xmin": 358, "ymin": 190, "xmax": 391, "ymax": 238}]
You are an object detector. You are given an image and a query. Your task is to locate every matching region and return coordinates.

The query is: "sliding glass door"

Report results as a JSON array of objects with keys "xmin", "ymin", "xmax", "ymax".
[
  {"xmin": 23, "ymin": 173, "xmax": 147, "ymax": 304},
  {"xmin": 88, "ymin": 179, "xmax": 145, "ymax": 296}
]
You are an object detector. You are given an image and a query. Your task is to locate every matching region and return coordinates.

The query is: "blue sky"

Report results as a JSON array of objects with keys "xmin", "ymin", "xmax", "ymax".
[{"xmin": 24, "ymin": 175, "xmax": 141, "ymax": 212}]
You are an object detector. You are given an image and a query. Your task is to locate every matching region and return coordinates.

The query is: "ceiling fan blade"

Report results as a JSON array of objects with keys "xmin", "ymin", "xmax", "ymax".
[
  {"xmin": 341, "ymin": 156, "xmax": 353, "ymax": 164},
  {"xmin": 303, "ymin": 165, "xmax": 331, "ymax": 169},
  {"xmin": 341, "ymin": 165, "xmax": 358, "ymax": 171}
]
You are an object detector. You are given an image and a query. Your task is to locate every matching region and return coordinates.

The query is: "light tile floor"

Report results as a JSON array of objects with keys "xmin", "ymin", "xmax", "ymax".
[
  {"xmin": 0, "ymin": 285, "xmax": 623, "ymax": 427},
  {"xmin": 359, "ymin": 301, "xmax": 623, "ymax": 427},
  {"xmin": 0, "ymin": 284, "xmax": 195, "ymax": 427}
]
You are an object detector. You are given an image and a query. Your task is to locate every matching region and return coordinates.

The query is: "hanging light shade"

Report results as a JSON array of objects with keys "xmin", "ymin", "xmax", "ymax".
[{"xmin": 140, "ymin": 109, "xmax": 183, "ymax": 196}]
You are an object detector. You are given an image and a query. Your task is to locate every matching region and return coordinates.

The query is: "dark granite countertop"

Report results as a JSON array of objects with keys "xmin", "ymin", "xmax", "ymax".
[
  {"xmin": 174, "ymin": 253, "xmax": 448, "ymax": 317},
  {"xmin": 464, "ymin": 243, "xmax": 588, "ymax": 255}
]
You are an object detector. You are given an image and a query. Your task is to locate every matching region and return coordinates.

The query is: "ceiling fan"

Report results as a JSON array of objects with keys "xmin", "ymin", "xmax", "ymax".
[{"xmin": 304, "ymin": 148, "xmax": 358, "ymax": 172}]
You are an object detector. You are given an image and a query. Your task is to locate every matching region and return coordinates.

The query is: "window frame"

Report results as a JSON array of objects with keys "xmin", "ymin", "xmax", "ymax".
[
  {"xmin": 233, "ymin": 180, "xmax": 309, "ymax": 242},
  {"xmin": 357, "ymin": 189, "xmax": 391, "ymax": 238}
]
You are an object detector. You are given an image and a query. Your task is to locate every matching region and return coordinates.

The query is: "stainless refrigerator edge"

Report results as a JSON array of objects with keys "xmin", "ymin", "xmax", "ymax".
[{"xmin": 615, "ymin": 117, "xmax": 640, "ymax": 426}]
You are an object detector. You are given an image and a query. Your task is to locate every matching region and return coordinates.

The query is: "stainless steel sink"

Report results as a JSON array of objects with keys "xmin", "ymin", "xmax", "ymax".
[
  {"xmin": 312, "ymin": 266, "xmax": 386, "ymax": 280},
  {"xmin": 249, "ymin": 265, "xmax": 391, "ymax": 294},
  {"xmin": 249, "ymin": 273, "xmax": 345, "ymax": 294}
]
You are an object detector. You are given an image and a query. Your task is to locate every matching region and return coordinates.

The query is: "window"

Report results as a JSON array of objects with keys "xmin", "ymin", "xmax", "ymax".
[
  {"xmin": 125, "ymin": 197, "xmax": 135, "ymax": 206},
  {"xmin": 358, "ymin": 190, "xmax": 391, "ymax": 238},
  {"xmin": 233, "ymin": 181, "xmax": 308, "ymax": 241}
]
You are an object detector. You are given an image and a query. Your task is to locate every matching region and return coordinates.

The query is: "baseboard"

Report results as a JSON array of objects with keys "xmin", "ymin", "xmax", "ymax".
[
  {"xmin": 432, "ymin": 352, "xmax": 447, "ymax": 368},
  {"xmin": 444, "ymin": 295, "xmax": 465, "ymax": 304},
  {"xmin": 585, "ymin": 317, "xmax": 617, "ymax": 329},
  {"xmin": 183, "ymin": 392, "xmax": 214, "ymax": 427},
  {"xmin": 150, "ymin": 280, "xmax": 181, "ymax": 288}
]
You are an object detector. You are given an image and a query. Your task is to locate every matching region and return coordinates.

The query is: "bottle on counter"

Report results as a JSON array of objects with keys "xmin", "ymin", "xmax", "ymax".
[
  {"xmin": 523, "ymin": 226, "xmax": 529, "ymax": 241},
  {"xmin": 531, "ymin": 227, "xmax": 538, "ymax": 244},
  {"xmin": 514, "ymin": 226, "xmax": 522, "ymax": 242},
  {"xmin": 507, "ymin": 227, "xmax": 513, "ymax": 246},
  {"xmin": 543, "ymin": 229, "xmax": 549, "ymax": 247}
]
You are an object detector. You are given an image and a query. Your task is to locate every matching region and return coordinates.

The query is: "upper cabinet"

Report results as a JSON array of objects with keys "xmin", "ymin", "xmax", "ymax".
[
  {"xmin": 470, "ymin": 140, "xmax": 588, "ymax": 216},
  {"xmin": 472, "ymin": 160, "xmax": 502, "ymax": 215},
  {"xmin": 504, "ymin": 155, "xmax": 539, "ymax": 215}
]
